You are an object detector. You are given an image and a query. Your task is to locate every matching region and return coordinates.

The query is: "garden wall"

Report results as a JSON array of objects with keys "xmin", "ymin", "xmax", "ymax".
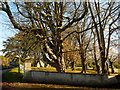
[{"xmin": 23, "ymin": 70, "xmax": 120, "ymax": 87}]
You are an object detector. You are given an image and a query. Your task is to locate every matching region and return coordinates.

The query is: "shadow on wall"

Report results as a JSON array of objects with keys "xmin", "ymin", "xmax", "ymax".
[{"xmin": 23, "ymin": 70, "xmax": 120, "ymax": 88}]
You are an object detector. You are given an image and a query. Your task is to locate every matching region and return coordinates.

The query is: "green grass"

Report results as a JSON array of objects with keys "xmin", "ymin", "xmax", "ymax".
[
  {"xmin": 2, "ymin": 67, "xmax": 24, "ymax": 83},
  {"xmin": 32, "ymin": 67, "xmax": 56, "ymax": 72},
  {"xmin": 31, "ymin": 67, "xmax": 98, "ymax": 74},
  {"xmin": 31, "ymin": 67, "xmax": 82, "ymax": 73},
  {"xmin": 31, "ymin": 67, "xmax": 120, "ymax": 75}
]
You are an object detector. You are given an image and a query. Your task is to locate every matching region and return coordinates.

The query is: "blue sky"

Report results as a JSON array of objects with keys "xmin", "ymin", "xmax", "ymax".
[
  {"xmin": 0, "ymin": 11, "xmax": 17, "ymax": 55},
  {"xmin": 0, "ymin": 2, "xmax": 119, "ymax": 56}
]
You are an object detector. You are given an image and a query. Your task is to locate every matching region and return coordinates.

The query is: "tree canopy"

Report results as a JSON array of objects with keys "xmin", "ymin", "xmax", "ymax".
[{"xmin": 0, "ymin": 1, "xmax": 119, "ymax": 74}]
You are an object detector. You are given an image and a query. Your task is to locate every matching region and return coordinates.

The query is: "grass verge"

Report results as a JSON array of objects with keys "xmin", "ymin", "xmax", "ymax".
[{"xmin": 2, "ymin": 67, "xmax": 24, "ymax": 83}]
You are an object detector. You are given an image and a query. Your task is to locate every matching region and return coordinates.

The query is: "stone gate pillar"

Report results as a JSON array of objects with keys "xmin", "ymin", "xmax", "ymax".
[
  {"xmin": 24, "ymin": 59, "xmax": 31, "ymax": 73},
  {"xmin": 23, "ymin": 59, "xmax": 32, "ymax": 81}
]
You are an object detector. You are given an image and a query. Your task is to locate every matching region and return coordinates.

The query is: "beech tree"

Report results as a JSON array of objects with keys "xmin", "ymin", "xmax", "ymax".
[{"xmin": 0, "ymin": 2, "xmax": 88, "ymax": 72}]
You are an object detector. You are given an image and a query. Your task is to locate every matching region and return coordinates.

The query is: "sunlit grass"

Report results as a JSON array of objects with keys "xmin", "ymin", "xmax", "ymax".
[
  {"xmin": 31, "ymin": 67, "xmax": 120, "ymax": 75},
  {"xmin": 31, "ymin": 67, "xmax": 82, "ymax": 73},
  {"xmin": 31, "ymin": 67, "xmax": 98, "ymax": 74},
  {"xmin": 32, "ymin": 67, "xmax": 56, "ymax": 72},
  {"xmin": 10, "ymin": 67, "xmax": 24, "ymax": 73}
]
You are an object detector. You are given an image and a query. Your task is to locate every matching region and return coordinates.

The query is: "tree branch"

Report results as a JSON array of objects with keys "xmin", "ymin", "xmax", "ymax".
[
  {"xmin": 62, "ymin": 26, "xmax": 93, "ymax": 41},
  {"xmin": 43, "ymin": 54, "xmax": 58, "ymax": 67},
  {"xmin": 59, "ymin": 2, "xmax": 88, "ymax": 32},
  {"xmin": 3, "ymin": 2, "xmax": 26, "ymax": 31},
  {"xmin": 44, "ymin": 39, "xmax": 57, "ymax": 60},
  {"xmin": 15, "ymin": 3, "xmax": 30, "ymax": 18}
]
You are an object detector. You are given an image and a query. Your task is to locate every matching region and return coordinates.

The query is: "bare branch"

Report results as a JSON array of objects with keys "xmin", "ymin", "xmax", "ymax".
[
  {"xmin": 15, "ymin": 3, "xmax": 30, "ymax": 18},
  {"xmin": 3, "ymin": 2, "xmax": 26, "ymax": 31},
  {"xmin": 62, "ymin": 25, "xmax": 94, "ymax": 41},
  {"xmin": 59, "ymin": 2, "xmax": 88, "ymax": 32}
]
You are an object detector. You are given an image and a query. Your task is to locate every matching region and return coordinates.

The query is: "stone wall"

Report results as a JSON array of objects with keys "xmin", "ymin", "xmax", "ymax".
[{"xmin": 23, "ymin": 70, "xmax": 120, "ymax": 87}]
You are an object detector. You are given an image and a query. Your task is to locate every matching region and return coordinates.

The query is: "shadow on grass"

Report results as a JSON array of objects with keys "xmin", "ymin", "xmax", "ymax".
[{"xmin": 2, "ymin": 71, "xmax": 23, "ymax": 83}]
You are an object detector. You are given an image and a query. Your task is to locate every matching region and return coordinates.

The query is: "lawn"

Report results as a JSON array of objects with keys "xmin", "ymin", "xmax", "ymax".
[
  {"xmin": 31, "ymin": 67, "xmax": 97, "ymax": 73},
  {"xmin": 31, "ymin": 67, "xmax": 119, "ymax": 75},
  {"xmin": 2, "ymin": 67, "xmax": 120, "ymax": 89}
]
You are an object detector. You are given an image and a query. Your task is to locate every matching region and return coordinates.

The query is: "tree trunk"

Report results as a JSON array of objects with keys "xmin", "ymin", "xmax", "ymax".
[
  {"xmin": 38, "ymin": 60, "xmax": 44, "ymax": 67},
  {"xmin": 93, "ymin": 32, "xmax": 100, "ymax": 74},
  {"xmin": 101, "ymin": 57, "xmax": 107, "ymax": 74},
  {"xmin": 56, "ymin": 56, "xmax": 66, "ymax": 72},
  {"xmin": 80, "ymin": 54, "xmax": 86, "ymax": 73},
  {"xmin": 43, "ymin": 37, "xmax": 66, "ymax": 72},
  {"xmin": 64, "ymin": 53, "xmax": 69, "ymax": 69},
  {"xmin": 111, "ymin": 63, "xmax": 114, "ymax": 74},
  {"xmin": 57, "ymin": 40, "xmax": 66, "ymax": 72},
  {"xmin": 93, "ymin": 56, "xmax": 100, "ymax": 74},
  {"xmin": 81, "ymin": 62, "xmax": 86, "ymax": 73},
  {"xmin": 85, "ymin": 63, "xmax": 89, "ymax": 70},
  {"xmin": 106, "ymin": 61, "xmax": 110, "ymax": 74},
  {"xmin": 71, "ymin": 61, "xmax": 75, "ymax": 71},
  {"xmin": 95, "ymin": 62, "xmax": 100, "ymax": 74},
  {"xmin": 109, "ymin": 60, "xmax": 114, "ymax": 73},
  {"xmin": 44, "ymin": 62, "xmax": 48, "ymax": 67},
  {"xmin": 53, "ymin": 35, "xmax": 66, "ymax": 72},
  {"xmin": 32, "ymin": 60, "xmax": 38, "ymax": 67}
]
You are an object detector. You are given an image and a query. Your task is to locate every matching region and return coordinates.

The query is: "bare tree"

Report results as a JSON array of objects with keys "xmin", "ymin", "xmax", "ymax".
[{"xmin": 88, "ymin": 2, "xmax": 119, "ymax": 74}]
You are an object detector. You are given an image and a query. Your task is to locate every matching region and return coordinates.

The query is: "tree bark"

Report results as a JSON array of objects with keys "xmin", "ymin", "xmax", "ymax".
[
  {"xmin": 71, "ymin": 61, "xmax": 75, "ymax": 71},
  {"xmin": 56, "ymin": 37, "xmax": 66, "ymax": 72},
  {"xmin": 93, "ymin": 31, "xmax": 100, "ymax": 74},
  {"xmin": 77, "ymin": 33, "xmax": 86, "ymax": 74},
  {"xmin": 80, "ymin": 54, "xmax": 86, "ymax": 73},
  {"xmin": 109, "ymin": 60, "xmax": 114, "ymax": 73},
  {"xmin": 57, "ymin": 56, "xmax": 66, "ymax": 72},
  {"xmin": 101, "ymin": 58, "xmax": 107, "ymax": 74}
]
